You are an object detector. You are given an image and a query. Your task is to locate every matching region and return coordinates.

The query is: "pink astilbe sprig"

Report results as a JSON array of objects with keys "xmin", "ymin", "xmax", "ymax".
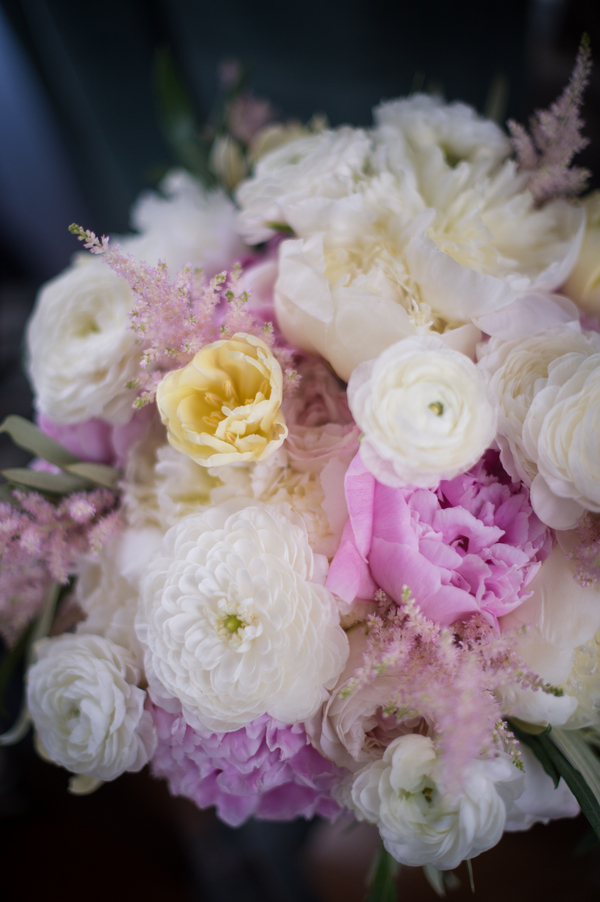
[
  {"xmin": 508, "ymin": 36, "xmax": 592, "ymax": 205},
  {"xmin": 69, "ymin": 225, "xmax": 300, "ymax": 403},
  {"xmin": 0, "ymin": 487, "xmax": 120, "ymax": 645},
  {"xmin": 343, "ymin": 588, "xmax": 560, "ymax": 791},
  {"xmin": 567, "ymin": 513, "xmax": 600, "ymax": 587}
]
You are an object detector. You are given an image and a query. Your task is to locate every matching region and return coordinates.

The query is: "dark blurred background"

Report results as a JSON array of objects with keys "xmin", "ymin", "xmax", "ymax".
[{"xmin": 1, "ymin": 1, "xmax": 600, "ymax": 899}]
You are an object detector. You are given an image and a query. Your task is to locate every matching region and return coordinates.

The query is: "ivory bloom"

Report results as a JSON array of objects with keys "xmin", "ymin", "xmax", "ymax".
[
  {"xmin": 350, "ymin": 734, "xmax": 521, "ymax": 869},
  {"xmin": 27, "ymin": 260, "xmax": 140, "ymax": 425},
  {"xmin": 348, "ymin": 335, "xmax": 497, "ymax": 488},
  {"xmin": 479, "ymin": 329, "xmax": 600, "ymax": 486},
  {"xmin": 563, "ymin": 192, "xmax": 600, "ymax": 316},
  {"xmin": 156, "ymin": 333, "xmax": 287, "ymax": 467},
  {"xmin": 137, "ymin": 502, "xmax": 349, "ymax": 732},
  {"xmin": 27, "ymin": 634, "xmax": 156, "ymax": 781}
]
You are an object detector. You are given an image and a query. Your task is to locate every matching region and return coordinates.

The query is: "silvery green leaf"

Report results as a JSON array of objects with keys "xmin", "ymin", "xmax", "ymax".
[
  {"xmin": 0, "ymin": 415, "xmax": 80, "ymax": 468},
  {"xmin": 552, "ymin": 728, "xmax": 600, "ymax": 810},
  {"xmin": 68, "ymin": 774, "xmax": 104, "ymax": 795},
  {"xmin": 64, "ymin": 461, "xmax": 121, "ymax": 490},
  {"xmin": 1, "ymin": 467, "xmax": 92, "ymax": 494}
]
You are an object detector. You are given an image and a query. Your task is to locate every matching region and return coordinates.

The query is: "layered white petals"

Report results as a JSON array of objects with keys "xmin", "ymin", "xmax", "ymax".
[
  {"xmin": 26, "ymin": 261, "xmax": 140, "ymax": 424},
  {"xmin": 504, "ymin": 746, "xmax": 579, "ymax": 831},
  {"xmin": 27, "ymin": 634, "xmax": 156, "ymax": 781},
  {"xmin": 478, "ymin": 329, "xmax": 600, "ymax": 486},
  {"xmin": 349, "ymin": 335, "xmax": 496, "ymax": 488},
  {"xmin": 236, "ymin": 128, "xmax": 373, "ymax": 244},
  {"xmin": 499, "ymin": 543, "xmax": 600, "ymax": 727},
  {"xmin": 137, "ymin": 503, "xmax": 349, "ymax": 732},
  {"xmin": 350, "ymin": 734, "xmax": 522, "ymax": 869}
]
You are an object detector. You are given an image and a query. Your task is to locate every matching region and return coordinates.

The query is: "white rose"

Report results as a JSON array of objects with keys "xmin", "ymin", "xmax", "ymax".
[
  {"xmin": 137, "ymin": 502, "xmax": 349, "ymax": 732},
  {"xmin": 522, "ymin": 352, "xmax": 600, "ymax": 528},
  {"xmin": 27, "ymin": 633, "xmax": 156, "ymax": 781},
  {"xmin": 131, "ymin": 170, "xmax": 245, "ymax": 276},
  {"xmin": 26, "ymin": 260, "xmax": 140, "ymax": 424},
  {"xmin": 350, "ymin": 734, "xmax": 522, "ymax": 869},
  {"xmin": 499, "ymin": 543, "xmax": 600, "ymax": 727},
  {"xmin": 504, "ymin": 745, "xmax": 579, "ymax": 831},
  {"xmin": 75, "ymin": 527, "xmax": 163, "ymax": 667},
  {"xmin": 478, "ymin": 329, "xmax": 600, "ymax": 486},
  {"xmin": 308, "ymin": 627, "xmax": 423, "ymax": 772},
  {"xmin": 236, "ymin": 127, "xmax": 373, "ymax": 244},
  {"xmin": 348, "ymin": 335, "xmax": 497, "ymax": 488}
]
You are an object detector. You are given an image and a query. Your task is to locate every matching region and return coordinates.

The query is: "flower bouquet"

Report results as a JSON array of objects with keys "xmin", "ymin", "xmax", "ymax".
[{"xmin": 2, "ymin": 42, "xmax": 600, "ymax": 896}]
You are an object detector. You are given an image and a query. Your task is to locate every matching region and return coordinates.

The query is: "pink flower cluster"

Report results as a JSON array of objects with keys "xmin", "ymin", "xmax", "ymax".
[
  {"xmin": 0, "ymin": 487, "xmax": 120, "ymax": 645},
  {"xmin": 150, "ymin": 705, "xmax": 346, "ymax": 827},
  {"xmin": 328, "ymin": 450, "xmax": 552, "ymax": 628}
]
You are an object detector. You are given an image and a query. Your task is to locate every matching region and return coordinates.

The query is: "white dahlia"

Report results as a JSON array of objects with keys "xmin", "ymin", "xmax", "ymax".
[{"xmin": 137, "ymin": 502, "xmax": 349, "ymax": 732}]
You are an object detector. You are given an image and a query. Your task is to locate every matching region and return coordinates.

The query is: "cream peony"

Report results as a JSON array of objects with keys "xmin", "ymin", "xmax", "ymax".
[
  {"xmin": 523, "ymin": 352, "xmax": 600, "ymax": 528},
  {"xmin": 478, "ymin": 328, "xmax": 600, "ymax": 486},
  {"xmin": 137, "ymin": 502, "xmax": 349, "ymax": 732},
  {"xmin": 504, "ymin": 745, "xmax": 579, "ymax": 831},
  {"xmin": 156, "ymin": 333, "xmax": 288, "ymax": 467},
  {"xmin": 27, "ymin": 634, "xmax": 156, "ymax": 781},
  {"xmin": 26, "ymin": 260, "xmax": 140, "ymax": 424},
  {"xmin": 350, "ymin": 734, "xmax": 522, "ymax": 869},
  {"xmin": 348, "ymin": 335, "xmax": 497, "ymax": 488},
  {"xmin": 499, "ymin": 542, "xmax": 600, "ymax": 727},
  {"xmin": 563, "ymin": 192, "xmax": 600, "ymax": 316},
  {"xmin": 236, "ymin": 127, "xmax": 373, "ymax": 244}
]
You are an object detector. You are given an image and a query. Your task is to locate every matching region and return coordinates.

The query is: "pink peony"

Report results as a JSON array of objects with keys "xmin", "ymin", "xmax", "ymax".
[
  {"xmin": 327, "ymin": 450, "xmax": 552, "ymax": 627},
  {"xmin": 283, "ymin": 358, "xmax": 360, "ymax": 474},
  {"xmin": 149, "ymin": 705, "xmax": 347, "ymax": 827}
]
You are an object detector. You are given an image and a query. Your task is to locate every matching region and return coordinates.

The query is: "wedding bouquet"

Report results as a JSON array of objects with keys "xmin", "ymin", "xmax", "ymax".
[{"xmin": 3, "ymin": 43, "xmax": 600, "ymax": 893}]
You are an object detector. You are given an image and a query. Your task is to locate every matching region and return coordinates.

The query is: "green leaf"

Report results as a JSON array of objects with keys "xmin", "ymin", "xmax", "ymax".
[
  {"xmin": 365, "ymin": 844, "xmax": 399, "ymax": 902},
  {"xmin": 510, "ymin": 721, "xmax": 600, "ymax": 841},
  {"xmin": 423, "ymin": 865, "xmax": 446, "ymax": 897},
  {"xmin": 154, "ymin": 48, "xmax": 214, "ymax": 184},
  {"xmin": 0, "ymin": 619, "xmax": 36, "ymax": 714},
  {"xmin": 0, "ymin": 581, "xmax": 61, "ymax": 747},
  {"xmin": 0, "ymin": 415, "xmax": 81, "ymax": 468},
  {"xmin": 509, "ymin": 721, "xmax": 561, "ymax": 788},
  {"xmin": 63, "ymin": 462, "xmax": 121, "ymax": 490},
  {"xmin": 1, "ymin": 468, "xmax": 92, "ymax": 495}
]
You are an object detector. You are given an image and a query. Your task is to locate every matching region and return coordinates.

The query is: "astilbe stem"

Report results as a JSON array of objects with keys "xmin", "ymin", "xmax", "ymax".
[
  {"xmin": 344, "ymin": 587, "xmax": 560, "ymax": 793},
  {"xmin": 507, "ymin": 36, "xmax": 592, "ymax": 204},
  {"xmin": 69, "ymin": 225, "xmax": 300, "ymax": 404}
]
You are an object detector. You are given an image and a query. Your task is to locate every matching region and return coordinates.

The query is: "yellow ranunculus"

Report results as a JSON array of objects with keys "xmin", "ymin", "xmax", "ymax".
[
  {"xmin": 156, "ymin": 333, "xmax": 288, "ymax": 466},
  {"xmin": 564, "ymin": 192, "xmax": 600, "ymax": 316}
]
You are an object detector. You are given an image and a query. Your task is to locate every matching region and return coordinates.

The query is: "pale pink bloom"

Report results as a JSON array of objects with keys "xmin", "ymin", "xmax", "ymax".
[{"xmin": 327, "ymin": 450, "xmax": 551, "ymax": 627}]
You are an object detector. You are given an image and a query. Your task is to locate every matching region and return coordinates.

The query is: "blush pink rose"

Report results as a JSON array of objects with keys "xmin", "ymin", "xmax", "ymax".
[
  {"xmin": 327, "ymin": 450, "xmax": 552, "ymax": 627},
  {"xmin": 283, "ymin": 358, "xmax": 360, "ymax": 474}
]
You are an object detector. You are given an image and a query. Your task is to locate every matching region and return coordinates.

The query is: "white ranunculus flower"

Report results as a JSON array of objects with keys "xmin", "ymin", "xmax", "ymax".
[
  {"xmin": 236, "ymin": 127, "xmax": 373, "ymax": 244},
  {"xmin": 26, "ymin": 260, "xmax": 140, "ymax": 424},
  {"xmin": 75, "ymin": 527, "xmax": 163, "ymax": 667},
  {"xmin": 499, "ymin": 543, "xmax": 600, "ymax": 727},
  {"xmin": 478, "ymin": 329, "xmax": 600, "ymax": 486},
  {"xmin": 522, "ymin": 352, "xmax": 600, "ymax": 528},
  {"xmin": 130, "ymin": 170, "xmax": 245, "ymax": 276},
  {"xmin": 137, "ymin": 502, "xmax": 349, "ymax": 732},
  {"xmin": 504, "ymin": 745, "xmax": 579, "ymax": 831},
  {"xmin": 348, "ymin": 335, "xmax": 497, "ymax": 488},
  {"xmin": 27, "ymin": 633, "xmax": 156, "ymax": 781},
  {"xmin": 350, "ymin": 734, "xmax": 522, "ymax": 869}
]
